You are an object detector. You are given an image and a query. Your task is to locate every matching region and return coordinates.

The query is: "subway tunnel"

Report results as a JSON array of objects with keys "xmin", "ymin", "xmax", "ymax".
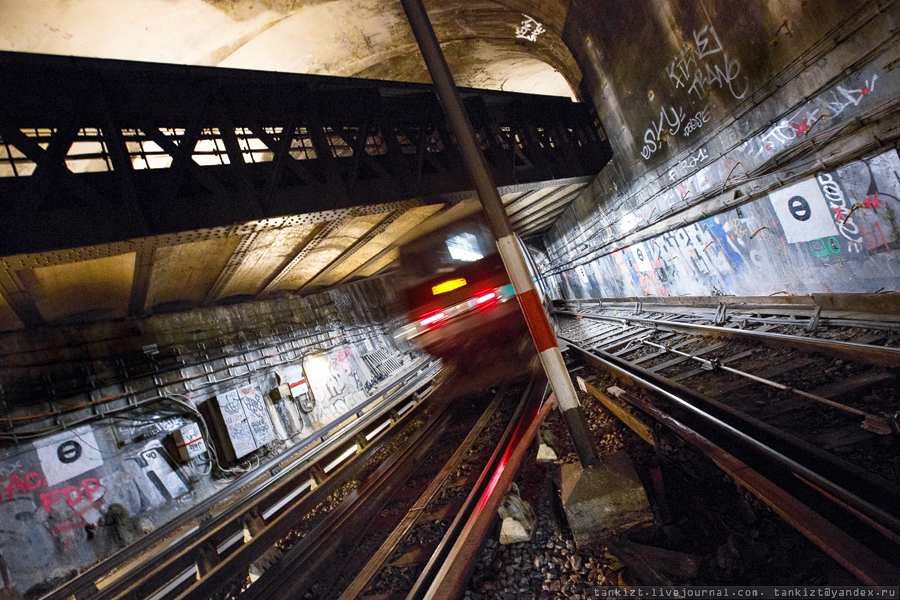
[{"xmin": 0, "ymin": 0, "xmax": 899, "ymax": 597}]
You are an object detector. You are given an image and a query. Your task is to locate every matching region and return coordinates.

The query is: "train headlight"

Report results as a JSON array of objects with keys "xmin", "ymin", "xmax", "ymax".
[{"xmin": 419, "ymin": 311, "xmax": 447, "ymax": 327}]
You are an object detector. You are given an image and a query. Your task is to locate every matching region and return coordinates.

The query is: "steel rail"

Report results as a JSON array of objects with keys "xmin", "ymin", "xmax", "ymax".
[
  {"xmin": 337, "ymin": 386, "xmax": 509, "ymax": 600},
  {"xmin": 562, "ymin": 338, "xmax": 900, "ymax": 542},
  {"xmin": 638, "ymin": 338, "xmax": 894, "ymax": 433},
  {"xmin": 557, "ymin": 310, "xmax": 900, "ymax": 367},
  {"xmin": 54, "ymin": 359, "xmax": 440, "ymax": 600},
  {"xmin": 125, "ymin": 377, "xmax": 442, "ymax": 600},
  {"xmin": 231, "ymin": 383, "xmax": 462, "ymax": 600},
  {"xmin": 589, "ymin": 382, "xmax": 900, "ymax": 586},
  {"xmin": 405, "ymin": 374, "xmax": 542, "ymax": 599},
  {"xmin": 557, "ymin": 300, "xmax": 900, "ymax": 332},
  {"xmin": 252, "ymin": 375, "xmax": 547, "ymax": 600},
  {"xmin": 138, "ymin": 377, "xmax": 452, "ymax": 600},
  {"xmin": 555, "ymin": 294, "xmax": 900, "ymax": 316},
  {"xmin": 416, "ymin": 377, "xmax": 555, "ymax": 600}
]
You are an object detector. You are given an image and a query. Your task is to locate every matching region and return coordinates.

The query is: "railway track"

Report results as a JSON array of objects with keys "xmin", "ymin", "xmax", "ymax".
[
  {"xmin": 42, "ymin": 294, "xmax": 900, "ymax": 596},
  {"xmin": 335, "ymin": 374, "xmax": 550, "ymax": 600},
  {"xmin": 237, "ymin": 368, "xmax": 553, "ymax": 600},
  {"xmin": 53, "ymin": 354, "xmax": 552, "ymax": 600},
  {"xmin": 554, "ymin": 298, "xmax": 900, "ymax": 585}
]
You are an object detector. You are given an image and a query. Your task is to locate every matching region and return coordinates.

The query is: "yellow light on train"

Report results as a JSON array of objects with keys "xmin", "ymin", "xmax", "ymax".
[{"xmin": 432, "ymin": 278, "xmax": 467, "ymax": 295}]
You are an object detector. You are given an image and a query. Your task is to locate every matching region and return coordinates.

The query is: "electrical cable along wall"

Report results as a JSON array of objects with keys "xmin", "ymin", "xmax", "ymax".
[
  {"xmin": 0, "ymin": 276, "xmax": 417, "ymax": 596},
  {"xmin": 544, "ymin": 0, "xmax": 900, "ymax": 299}
]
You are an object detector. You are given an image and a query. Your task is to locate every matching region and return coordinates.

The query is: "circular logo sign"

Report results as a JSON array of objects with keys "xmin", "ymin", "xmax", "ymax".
[
  {"xmin": 787, "ymin": 196, "xmax": 812, "ymax": 221},
  {"xmin": 57, "ymin": 440, "xmax": 82, "ymax": 464}
]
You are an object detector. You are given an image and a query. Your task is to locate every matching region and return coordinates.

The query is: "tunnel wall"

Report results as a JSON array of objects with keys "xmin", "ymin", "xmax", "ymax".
[
  {"xmin": 0, "ymin": 276, "xmax": 414, "ymax": 596},
  {"xmin": 544, "ymin": 0, "xmax": 900, "ymax": 298},
  {"xmin": 554, "ymin": 149, "xmax": 900, "ymax": 298}
]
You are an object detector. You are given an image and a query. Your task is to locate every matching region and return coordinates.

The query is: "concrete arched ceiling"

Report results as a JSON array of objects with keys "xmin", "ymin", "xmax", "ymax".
[{"xmin": 0, "ymin": 0, "xmax": 579, "ymax": 97}]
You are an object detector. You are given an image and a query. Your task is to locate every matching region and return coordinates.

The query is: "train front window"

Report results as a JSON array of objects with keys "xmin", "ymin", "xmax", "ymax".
[
  {"xmin": 400, "ymin": 215, "xmax": 497, "ymax": 287},
  {"xmin": 446, "ymin": 232, "xmax": 484, "ymax": 262}
]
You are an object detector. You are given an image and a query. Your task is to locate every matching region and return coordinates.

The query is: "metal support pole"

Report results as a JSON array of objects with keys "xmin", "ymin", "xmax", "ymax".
[{"xmin": 400, "ymin": 0, "xmax": 600, "ymax": 468}]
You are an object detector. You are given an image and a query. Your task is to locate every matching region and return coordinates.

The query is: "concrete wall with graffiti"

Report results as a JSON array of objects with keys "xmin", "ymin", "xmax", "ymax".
[
  {"xmin": 561, "ymin": 0, "xmax": 872, "ymax": 177},
  {"xmin": 0, "ymin": 276, "xmax": 414, "ymax": 596},
  {"xmin": 0, "ymin": 422, "xmax": 192, "ymax": 594},
  {"xmin": 555, "ymin": 150, "xmax": 900, "ymax": 299},
  {"xmin": 542, "ymin": 0, "xmax": 900, "ymax": 299}
]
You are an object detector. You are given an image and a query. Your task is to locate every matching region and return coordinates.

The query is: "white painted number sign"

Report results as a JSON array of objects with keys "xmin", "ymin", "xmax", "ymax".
[
  {"xmin": 34, "ymin": 425, "xmax": 105, "ymax": 486},
  {"xmin": 769, "ymin": 178, "xmax": 838, "ymax": 243}
]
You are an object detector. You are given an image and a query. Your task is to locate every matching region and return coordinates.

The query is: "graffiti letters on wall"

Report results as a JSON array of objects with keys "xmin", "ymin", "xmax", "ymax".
[
  {"xmin": 581, "ymin": 63, "xmax": 896, "ymax": 262},
  {"xmin": 0, "ymin": 424, "xmax": 190, "ymax": 593},
  {"xmin": 217, "ymin": 386, "xmax": 278, "ymax": 459},
  {"xmin": 558, "ymin": 150, "xmax": 900, "ymax": 299},
  {"xmin": 515, "ymin": 14, "xmax": 545, "ymax": 42},
  {"xmin": 667, "ymin": 25, "xmax": 748, "ymax": 101},
  {"xmin": 304, "ymin": 345, "xmax": 374, "ymax": 428},
  {"xmin": 740, "ymin": 72, "xmax": 879, "ymax": 161},
  {"xmin": 641, "ymin": 24, "xmax": 748, "ymax": 160}
]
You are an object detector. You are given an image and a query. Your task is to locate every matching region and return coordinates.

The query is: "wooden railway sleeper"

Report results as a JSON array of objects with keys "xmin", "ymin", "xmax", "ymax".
[
  {"xmin": 640, "ymin": 339, "xmax": 896, "ymax": 435},
  {"xmin": 806, "ymin": 305, "xmax": 822, "ymax": 332}
]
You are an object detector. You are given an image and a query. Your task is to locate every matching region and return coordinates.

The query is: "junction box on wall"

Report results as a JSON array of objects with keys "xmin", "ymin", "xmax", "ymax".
[{"xmin": 173, "ymin": 422, "xmax": 207, "ymax": 462}]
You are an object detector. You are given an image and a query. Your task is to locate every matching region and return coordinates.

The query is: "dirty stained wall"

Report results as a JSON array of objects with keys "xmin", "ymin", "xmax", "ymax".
[
  {"xmin": 0, "ymin": 276, "xmax": 414, "ymax": 595},
  {"xmin": 556, "ymin": 149, "xmax": 900, "ymax": 299},
  {"xmin": 545, "ymin": 0, "xmax": 900, "ymax": 298}
]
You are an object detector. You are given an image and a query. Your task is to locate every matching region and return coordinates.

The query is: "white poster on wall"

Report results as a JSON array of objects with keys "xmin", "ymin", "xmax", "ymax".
[
  {"xmin": 34, "ymin": 425, "xmax": 105, "ymax": 486},
  {"xmin": 218, "ymin": 386, "xmax": 278, "ymax": 459},
  {"xmin": 769, "ymin": 178, "xmax": 839, "ymax": 243},
  {"xmin": 217, "ymin": 389, "xmax": 257, "ymax": 459},
  {"xmin": 629, "ymin": 242, "xmax": 654, "ymax": 272}
]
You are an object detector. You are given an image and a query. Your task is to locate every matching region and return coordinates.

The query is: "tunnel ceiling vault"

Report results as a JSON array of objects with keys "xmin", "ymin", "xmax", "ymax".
[
  {"xmin": 0, "ymin": 178, "xmax": 592, "ymax": 332},
  {"xmin": 0, "ymin": 0, "xmax": 597, "ymax": 332},
  {"xmin": 0, "ymin": 0, "xmax": 581, "ymax": 97},
  {"xmin": 0, "ymin": 52, "xmax": 610, "ymax": 331}
]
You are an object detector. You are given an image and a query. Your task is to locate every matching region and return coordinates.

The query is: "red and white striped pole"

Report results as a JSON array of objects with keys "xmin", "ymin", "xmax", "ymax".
[{"xmin": 401, "ymin": 0, "xmax": 600, "ymax": 468}]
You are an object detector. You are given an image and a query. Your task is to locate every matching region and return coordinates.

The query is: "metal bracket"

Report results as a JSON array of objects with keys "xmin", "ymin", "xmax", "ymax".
[
  {"xmin": 714, "ymin": 302, "xmax": 727, "ymax": 325},
  {"xmin": 806, "ymin": 305, "xmax": 821, "ymax": 332},
  {"xmin": 701, "ymin": 357, "xmax": 721, "ymax": 371}
]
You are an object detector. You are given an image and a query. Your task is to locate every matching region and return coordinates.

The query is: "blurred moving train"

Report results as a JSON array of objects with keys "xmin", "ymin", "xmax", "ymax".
[{"xmin": 394, "ymin": 213, "xmax": 538, "ymax": 381}]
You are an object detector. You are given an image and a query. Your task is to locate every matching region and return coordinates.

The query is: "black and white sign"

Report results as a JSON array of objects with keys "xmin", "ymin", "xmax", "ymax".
[
  {"xmin": 769, "ymin": 178, "xmax": 838, "ymax": 243},
  {"xmin": 630, "ymin": 242, "xmax": 654, "ymax": 272},
  {"xmin": 34, "ymin": 425, "xmax": 105, "ymax": 486},
  {"xmin": 576, "ymin": 265, "xmax": 589, "ymax": 283}
]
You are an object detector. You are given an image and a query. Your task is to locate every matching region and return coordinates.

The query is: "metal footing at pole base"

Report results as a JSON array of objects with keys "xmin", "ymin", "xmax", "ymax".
[{"xmin": 559, "ymin": 451, "xmax": 654, "ymax": 550}]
